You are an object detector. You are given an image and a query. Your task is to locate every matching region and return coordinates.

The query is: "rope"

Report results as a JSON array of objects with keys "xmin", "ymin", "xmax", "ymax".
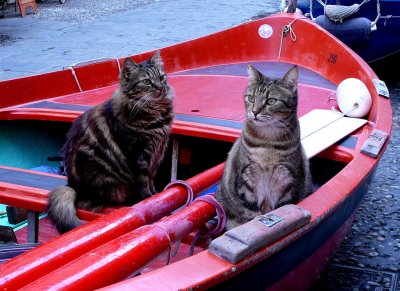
[
  {"xmin": 372, "ymin": 0, "xmax": 381, "ymax": 28},
  {"xmin": 163, "ymin": 179, "xmax": 194, "ymax": 213},
  {"xmin": 150, "ymin": 224, "xmax": 173, "ymax": 265},
  {"xmin": 309, "ymin": 0, "xmax": 315, "ymax": 20},
  {"xmin": 373, "ymin": 0, "xmax": 400, "ymax": 28},
  {"xmin": 163, "ymin": 183, "xmax": 226, "ymax": 260},
  {"xmin": 189, "ymin": 194, "xmax": 226, "ymax": 256},
  {"xmin": 312, "ymin": 0, "xmax": 371, "ymax": 22},
  {"xmin": 65, "ymin": 67, "xmax": 83, "ymax": 92},
  {"xmin": 278, "ymin": 18, "xmax": 305, "ymax": 61},
  {"xmin": 382, "ymin": 15, "xmax": 400, "ymax": 26},
  {"xmin": 300, "ymin": 104, "xmax": 361, "ymax": 143},
  {"xmin": 298, "ymin": 90, "xmax": 363, "ymax": 141},
  {"xmin": 309, "ymin": 0, "xmax": 399, "ymax": 30},
  {"xmin": 114, "ymin": 57, "xmax": 121, "ymax": 72},
  {"xmin": 64, "ymin": 57, "xmax": 121, "ymax": 93},
  {"xmin": 194, "ymin": 194, "xmax": 226, "ymax": 237},
  {"xmin": 163, "ymin": 180, "xmax": 195, "ymax": 262}
]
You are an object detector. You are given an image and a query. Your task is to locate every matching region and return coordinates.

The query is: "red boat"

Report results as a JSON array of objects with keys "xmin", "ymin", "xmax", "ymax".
[{"xmin": 0, "ymin": 12, "xmax": 392, "ymax": 290}]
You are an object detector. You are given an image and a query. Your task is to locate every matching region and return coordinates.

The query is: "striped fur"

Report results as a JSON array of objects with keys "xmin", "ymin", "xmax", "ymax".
[
  {"xmin": 215, "ymin": 65, "xmax": 312, "ymax": 230},
  {"xmin": 48, "ymin": 51, "xmax": 174, "ymax": 233}
]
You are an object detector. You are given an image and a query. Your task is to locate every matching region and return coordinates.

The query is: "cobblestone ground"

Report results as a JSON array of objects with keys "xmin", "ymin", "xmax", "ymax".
[
  {"xmin": 313, "ymin": 56, "xmax": 400, "ymax": 290},
  {"xmin": 0, "ymin": 1, "xmax": 399, "ymax": 290}
]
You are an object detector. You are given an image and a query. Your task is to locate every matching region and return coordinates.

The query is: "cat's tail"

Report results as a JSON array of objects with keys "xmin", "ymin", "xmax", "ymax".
[{"xmin": 47, "ymin": 186, "xmax": 82, "ymax": 234}]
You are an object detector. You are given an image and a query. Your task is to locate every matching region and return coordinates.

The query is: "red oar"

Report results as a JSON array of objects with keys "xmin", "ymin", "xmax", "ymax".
[
  {"xmin": 22, "ymin": 197, "xmax": 220, "ymax": 290},
  {"xmin": 0, "ymin": 163, "xmax": 224, "ymax": 290}
]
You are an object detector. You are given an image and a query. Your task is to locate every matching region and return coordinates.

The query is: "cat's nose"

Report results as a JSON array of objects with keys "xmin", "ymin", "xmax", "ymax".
[{"xmin": 252, "ymin": 109, "xmax": 259, "ymax": 117}]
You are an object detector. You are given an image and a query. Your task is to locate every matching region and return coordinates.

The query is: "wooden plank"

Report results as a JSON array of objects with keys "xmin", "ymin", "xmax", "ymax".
[{"xmin": 300, "ymin": 109, "xmax": 367, "ymax": 158}]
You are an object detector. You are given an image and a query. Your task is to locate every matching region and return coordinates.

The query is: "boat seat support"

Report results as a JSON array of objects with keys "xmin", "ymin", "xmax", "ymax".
[
  {"xmin": 27, "ymin": 211, "xmax": 39, "ymax": 243},
  {"xmin": 171, "ymin": 137, "xmax": 179, "ymax": 182}
]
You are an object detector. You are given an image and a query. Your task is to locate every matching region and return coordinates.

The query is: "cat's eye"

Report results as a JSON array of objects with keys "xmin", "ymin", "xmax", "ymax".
[
  {"xmin": 142, "ymin": 79, "xmax": 151, "ymax": 85},
  {"xmin": 160, "ymin": 74, "xmax": 167, "ymax": 82},
  {"xmin": 247, "ymin": 95, "xmax": 255, "ymax": 103},
  {"xmin": 266, "ymin": 98, "xmax": 277, "ymax": 105}
]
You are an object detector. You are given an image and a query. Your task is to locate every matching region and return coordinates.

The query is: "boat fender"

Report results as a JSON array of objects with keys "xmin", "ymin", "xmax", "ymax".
[
  {"xmin": 336, "ymin": 78, "xmax": 372, "ymax": 118},
  {"xmin": 208, "ymin": 204, "xmax": 311, "ymax": 264},
  {"xmin": 315, "ymin": 15, "xmax": 371, "ymax": 50}
]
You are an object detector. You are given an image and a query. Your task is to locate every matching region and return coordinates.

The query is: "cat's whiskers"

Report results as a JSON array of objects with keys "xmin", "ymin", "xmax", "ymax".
[
  {"xmin": 129, "ymin": 99, "xmax": 143, "ymax": 120},
  {"xmin": 129, "ymin": 95, "xmax": 153, "ymax": 121}
]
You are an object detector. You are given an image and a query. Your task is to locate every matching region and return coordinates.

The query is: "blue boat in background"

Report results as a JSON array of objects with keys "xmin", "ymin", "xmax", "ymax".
[{"xmin": 293, "ymin": 0, "xmax": 400, "ymax": 62}]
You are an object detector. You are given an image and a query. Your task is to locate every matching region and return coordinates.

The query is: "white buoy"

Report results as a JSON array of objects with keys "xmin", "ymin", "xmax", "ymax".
[{"xmin": 336, "ymin": 78, "xmax": 372, "ymax": 118}]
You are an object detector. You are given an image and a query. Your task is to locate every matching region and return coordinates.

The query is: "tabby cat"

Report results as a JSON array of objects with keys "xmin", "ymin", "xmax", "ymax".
[
  {"xmin": 215, "ymin": 65, "xmax": 312, "ymax": 230},
  {"xmin": 47, "ymin": 51, "xmax": 174, "ymax": 233}
]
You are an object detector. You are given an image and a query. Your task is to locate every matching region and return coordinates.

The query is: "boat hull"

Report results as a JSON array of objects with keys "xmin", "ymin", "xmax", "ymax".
[{"xmin": 0, "ymin": 12, "xmax": 392, "ymax": 290}]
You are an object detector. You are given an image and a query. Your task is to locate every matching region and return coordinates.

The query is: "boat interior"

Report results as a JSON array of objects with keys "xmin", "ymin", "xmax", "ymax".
[{"xmin": 0, "ymin": 58, "xmax": 356, "ymax": 249}]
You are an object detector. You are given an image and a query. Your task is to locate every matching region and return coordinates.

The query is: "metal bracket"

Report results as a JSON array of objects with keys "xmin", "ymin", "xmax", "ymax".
[{"xmin": 258, "ymin": 213, "xmax": 284, "ymax": 227}]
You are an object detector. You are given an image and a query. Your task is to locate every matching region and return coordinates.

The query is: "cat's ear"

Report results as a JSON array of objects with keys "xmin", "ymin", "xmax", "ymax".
[
  {"xmin": 247, "ymin": 65, "xmax": 262, "ymax": 84},
  {"xmin": 150, "ymin": 50, "xmax": 164, "ymax": 69},
  {"xmin": 122, "ymin": 57, "xmax": 139, "ymax": 79},
  {"xmin": 277, "ymin": 65, "xmax": 298, "ymax": 94}
]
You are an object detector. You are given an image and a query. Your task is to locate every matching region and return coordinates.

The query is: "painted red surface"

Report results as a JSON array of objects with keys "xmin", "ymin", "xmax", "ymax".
[{"xmin": 53, "ymin": 85, "xmax": 117, "ymax": 106}]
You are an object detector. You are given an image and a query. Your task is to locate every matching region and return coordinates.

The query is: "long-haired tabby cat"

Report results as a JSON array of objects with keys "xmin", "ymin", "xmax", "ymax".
[
  {"xmin": 47, "ymin": 51, "xmax": 174, "ymax": 233},
  {"xmin": 215, "ymin": 64, "xmax": 312, "ymax": 230}
]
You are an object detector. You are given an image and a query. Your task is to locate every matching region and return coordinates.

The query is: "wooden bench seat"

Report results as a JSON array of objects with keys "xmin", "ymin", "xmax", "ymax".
[{"xmin": 0, "ymin": 166, "xmax": 111, "ymax": 242}]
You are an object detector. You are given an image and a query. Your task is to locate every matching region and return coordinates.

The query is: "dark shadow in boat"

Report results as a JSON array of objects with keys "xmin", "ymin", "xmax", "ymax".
[{"xmin": 0, "ymin": 226, "xmax": 39, "ymax": 265}]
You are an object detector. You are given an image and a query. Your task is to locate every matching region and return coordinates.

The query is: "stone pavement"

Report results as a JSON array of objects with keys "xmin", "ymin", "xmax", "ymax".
[
  {"xmin": 0, "ymin": 1, "xmax": 399, "ymax": 290},
  {"xmin": 0, "ymin": 0, "xmax": 278, "ymax": 80}
]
